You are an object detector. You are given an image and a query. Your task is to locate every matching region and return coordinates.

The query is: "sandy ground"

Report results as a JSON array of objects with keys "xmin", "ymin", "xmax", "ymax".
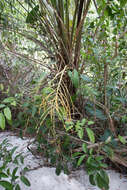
[{"xmin": 0, "ymin": 132, "xmax": 127, "ymax": 190}]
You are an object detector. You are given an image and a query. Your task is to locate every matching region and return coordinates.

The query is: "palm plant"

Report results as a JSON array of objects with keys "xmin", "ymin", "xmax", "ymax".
[
  {"xmin": 0, "ymin": 0, "xmax": 92, "ymax": 123},
  {"xmin": 0, "ymin": 0, "xmax": 91, "ymax": 126},
  {"xmin": 32, "ymin": 0, "xmax": 91, "ymax": 91},
  {"xmin": 24, "ymin": 0, "xmax": 92, "ymax": 122}
]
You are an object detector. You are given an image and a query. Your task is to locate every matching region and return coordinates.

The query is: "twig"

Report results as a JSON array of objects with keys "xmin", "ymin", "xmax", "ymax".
[
  {"xmin": 74, "ymin": 136, "xmax": 127, "ymax": 151},
  {"xmin": 2, "ymin": 47, "xmax": 52, "ymax": 70}
]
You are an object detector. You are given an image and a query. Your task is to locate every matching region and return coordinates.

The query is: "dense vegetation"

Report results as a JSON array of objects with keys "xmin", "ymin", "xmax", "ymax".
[{"xmin": 0, "ymin": 0, "xmax": 127, "ymax": 189}]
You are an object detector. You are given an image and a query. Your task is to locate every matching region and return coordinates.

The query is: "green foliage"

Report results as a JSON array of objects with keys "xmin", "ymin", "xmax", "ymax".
[
  {"xmin": 86, "ymin": 128, "xmax": 95, "ymax": 143},
  {"xmin": 86, "ymin": 156, "xmax": 109, "ymax": 190},
  {"xmin": 0, "ymin": 113, "xmax": 5, "ymax": 130},
  {"xmin": 26, "ymin": 5, "xmax": 39, "ymax": 24},
  {"xmin": 65, "ymin": 118, "xmax": 94, "ymax": 140},
  {"xmin": 13, "ymin": 96, "xmax": 41, "ymax": 135},
  {"xmin": 73, "ymin": 126, "xmax": 110, "ymax": 189},
  {"xmin": 20, "ymin": 176, "xmax": 31, "ymax": 187},
  {"xmin": 68, "ymin": 69, "xmax": 79, "ymax": 89},
  {"xmin": 118, "ymin": 135, "xmax": 127, "ymax": 144},
  {"xmin": 77, "ymin": 155, "xmax": 86, "ymax": 167},
  {"xmin": 0, "ymin": 139, "xmax": 31, "ymax": 190},
  {"xmin": 4, "ymin": 107, "xmax": 12, "ymax": 121},
  {"xmin": 0, "ymin": 94, "xmax": 16, "ymax": 130}
]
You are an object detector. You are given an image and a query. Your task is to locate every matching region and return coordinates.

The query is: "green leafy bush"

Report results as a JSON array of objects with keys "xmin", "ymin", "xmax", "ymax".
[
  {"xmin": 65, "ymin": 118, "xmax": 109, "ymax": 189},
  {"xmin": 0, "ymin": 139, "xmax": 31, "ymax": 190}
]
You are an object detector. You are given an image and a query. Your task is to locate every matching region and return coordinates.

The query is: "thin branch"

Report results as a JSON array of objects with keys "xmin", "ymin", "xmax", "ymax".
[
  {"xmin": 0, "ymin": 26, "xmax": 53, "ymax": 56},
  {"xmin": 2, "ymin": 47, "xmax": 52, "ymax": 70},
  {"xmin": 93, "ymin": 0, "xmax": 98, "ymax": 12}
]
